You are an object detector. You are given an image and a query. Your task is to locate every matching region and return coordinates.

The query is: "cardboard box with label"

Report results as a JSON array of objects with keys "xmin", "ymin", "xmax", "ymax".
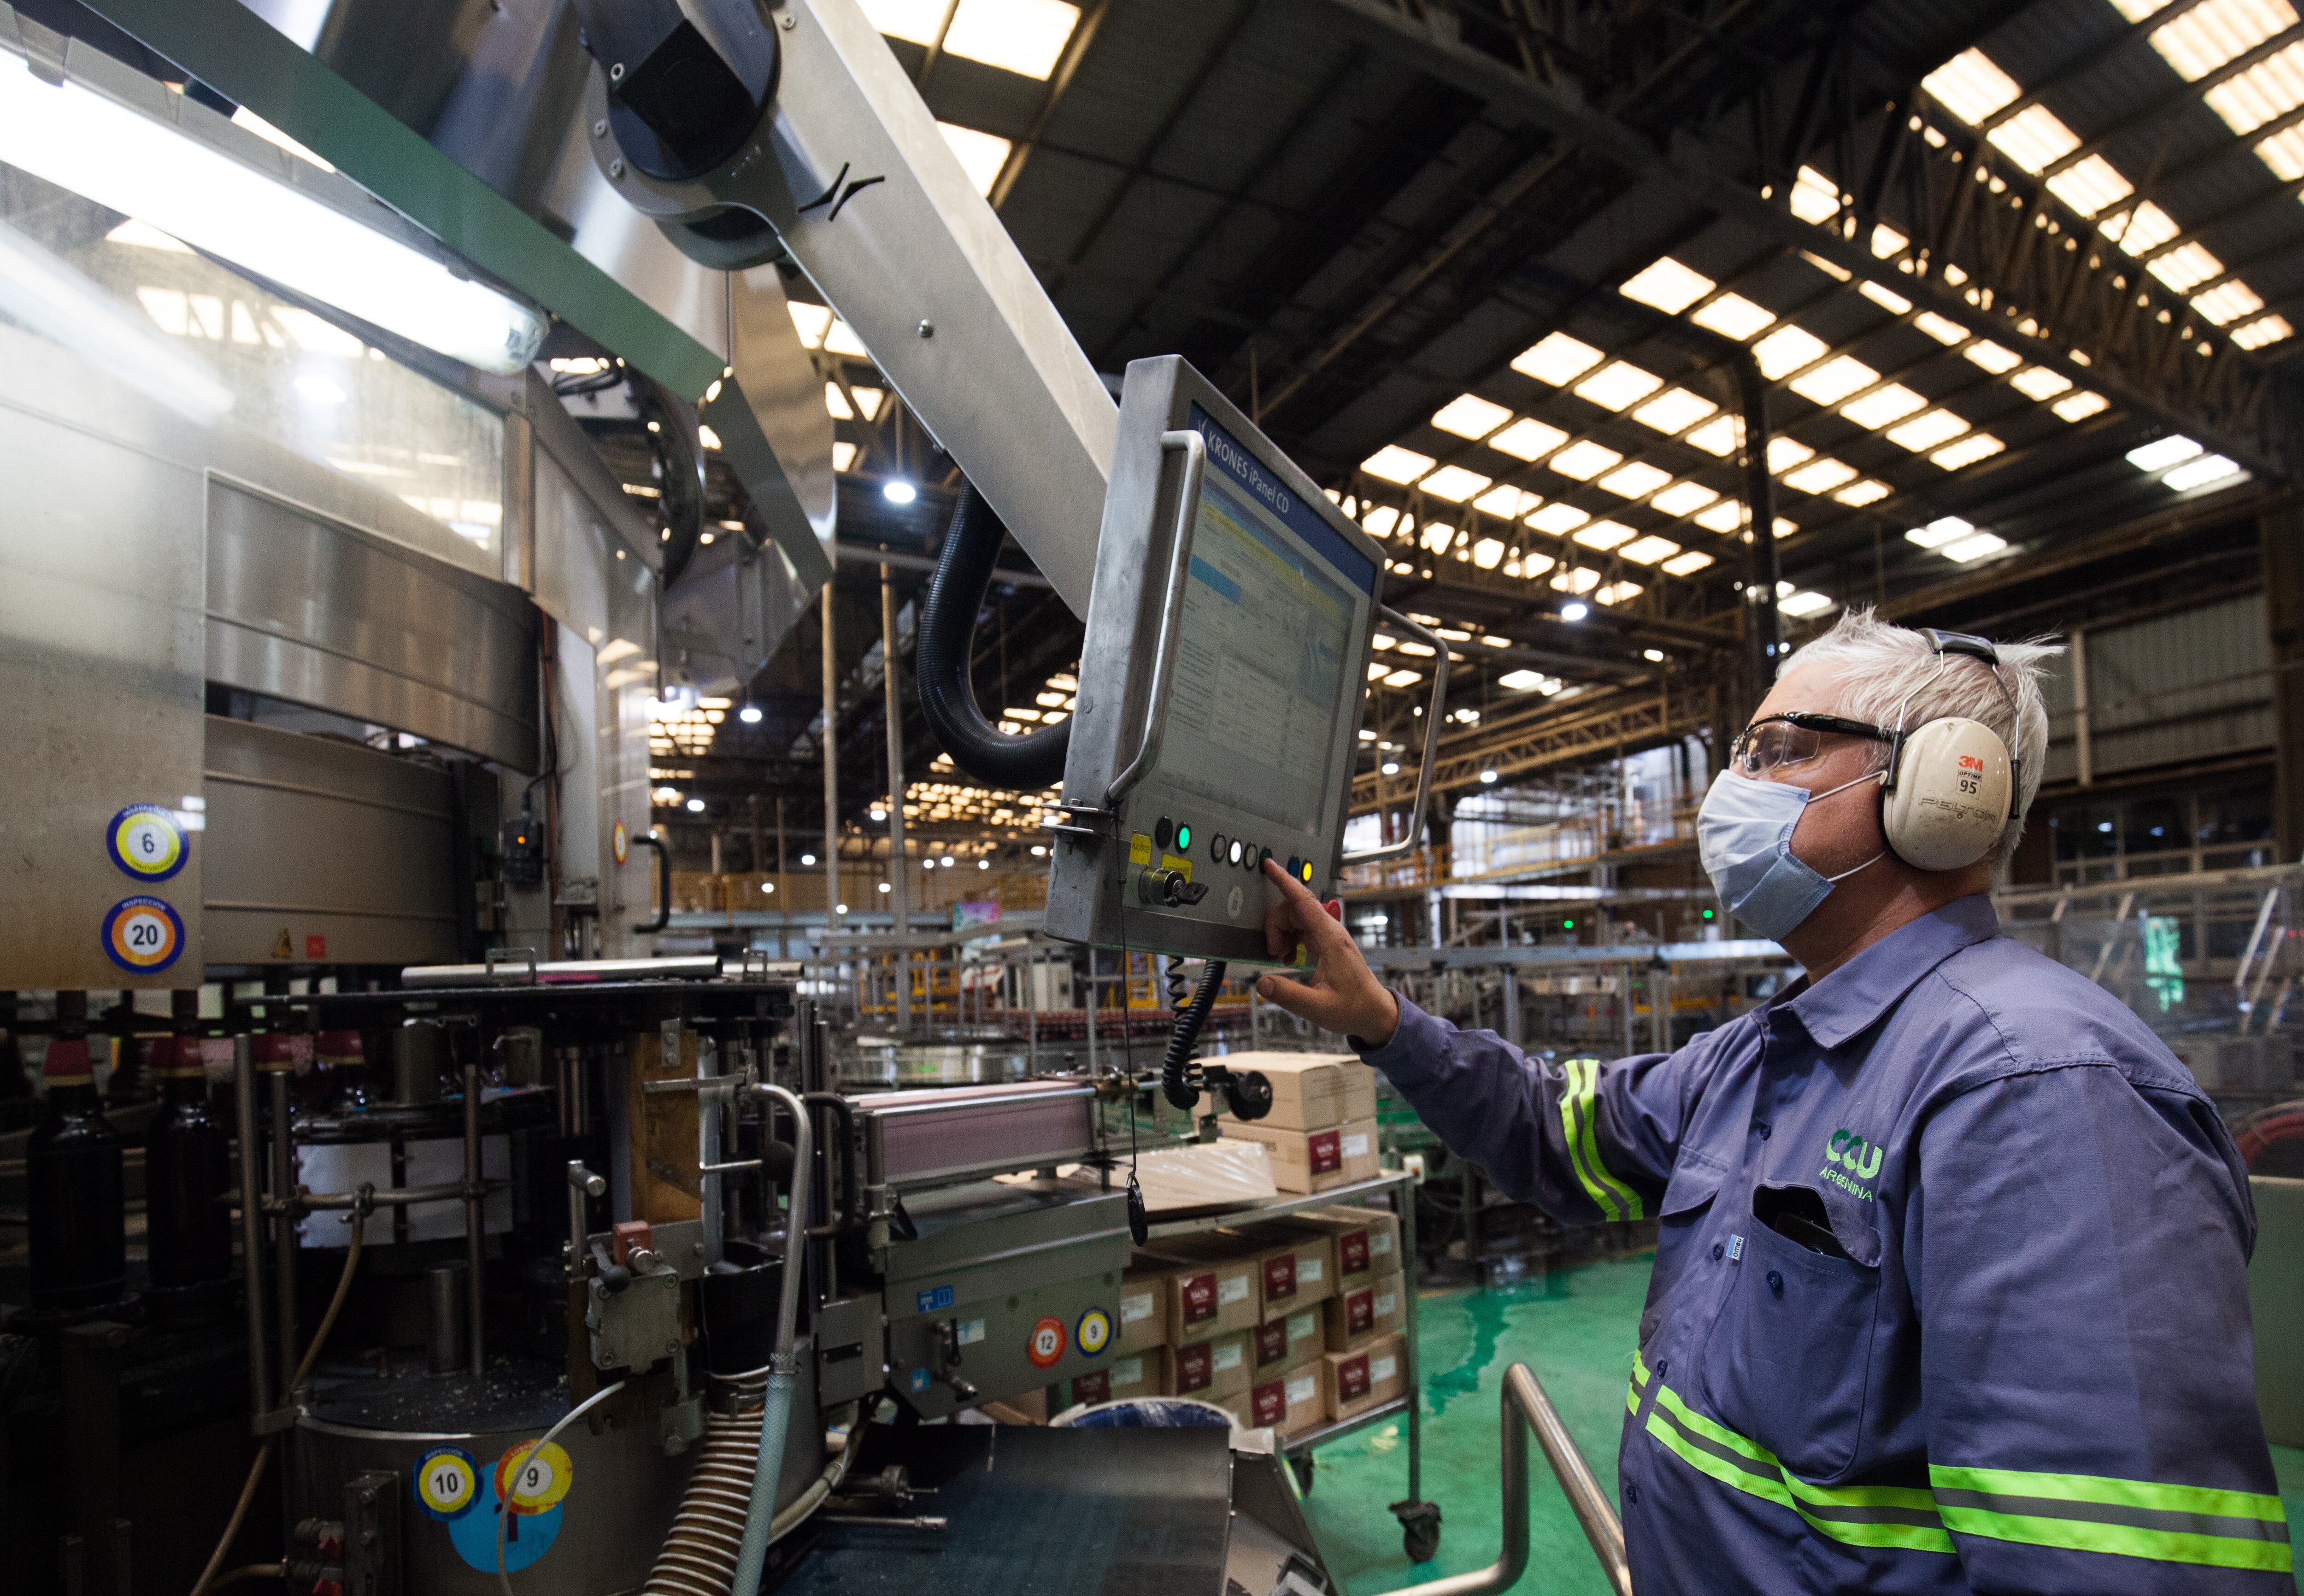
[
  {"xmin": 1163, "ymin": 1328, "xmax": 1252, "ymax": 1401},
  {"xmin": 1296, "ymin": 1204, "xmax": 1403, "ymax": 1282},
  {"xmin": 1321, "ymin": 1331, "xmax": 1408, "ymax": 1421},
  {"xmin": 1224, "ymin": 1220, "xmax": 1337, "ymax": 1322},
  {"xmin": 1138, "ymin": 1238, "xmax": 1260, "ymax": 1341},
  {"xmin": 1215, "ymin": 1052, "xmax": 1367, "ymax": 1132},
  {"xmin": 1324, "ymin": 1271, "xmax": 1407, "ymax": 1353},
  {"xmin": 1221, "ymin": 1118, "xmax": 1381, "ymax": 1194},
  {"xmin": 1072, "ymin": 1351, "xmax": 1158, "ymax": 1409},
  {"xmin": 1117, "ymin": 1262, "xmax": 1168, "ymax": 1355},
  {"xmin": 1238, "ymin": 1361, "xmax": 1328, "ymax": 1437},
  {"xmin": 1249, "ymin": 1305, "xmax": 1325, "ymax": 1376}
]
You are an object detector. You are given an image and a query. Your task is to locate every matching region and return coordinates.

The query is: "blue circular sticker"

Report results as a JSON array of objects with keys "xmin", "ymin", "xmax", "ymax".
[
  {"xmin": 413, "ymin": 1446, "xmax": 479, "ymax": 1522},
  {"xmin": 1076, "ymin": 1307, "xmax": 1112, "ymax": 1358},
  {"xmin": 447, "ymin": 1473, "xmax": 563, "ymax": 1573},
  {"xmin": 107, "ymin": 804, "xmax": 186, "ymax": 881},
  {"xmin": 101, "ymin": 896, "xmax": 184, "ymax": 973}
]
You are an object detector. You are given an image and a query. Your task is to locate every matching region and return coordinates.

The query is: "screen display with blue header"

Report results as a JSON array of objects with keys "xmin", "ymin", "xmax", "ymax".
[{"xmin": 1188, "ymin": 405, "xmax": 1377, "ymax": 595}]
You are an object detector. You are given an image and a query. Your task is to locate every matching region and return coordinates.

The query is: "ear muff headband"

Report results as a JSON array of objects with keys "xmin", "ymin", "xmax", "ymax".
[{"xmin": 1877, "ymin": 630, "xmax": 2019, "ymax": 871}]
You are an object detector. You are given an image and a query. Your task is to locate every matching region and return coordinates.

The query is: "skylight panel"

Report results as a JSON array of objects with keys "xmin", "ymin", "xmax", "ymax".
[
  {"xmin": 1780, "ymin": 591, "xmax": 1839, "ymax": 618},
  {"xmin": 1939, "ymin": 531, "xmax": 2008, "ymax": 562},
  {"xmin": 2258, "ymin": 124, "xmax": 2304, "ymax": 178},
  {"xmin": 2112, "ymin": 0, "xmax": 2175, "ymax": 19},
  {"xmin": 1802, "ymin": 251, "xmax": 1854, "ymax": 281},
  {"xmin": 2110, "ymin": 201, "xmax": 2181, "ymax": 255},
  {"xmin": 1552, "ymin": 568, "xmax": 1603, "ymax": 595},
  {"xmin": 1781, "ymin": 458, "xmax": 1860, "ymax": 494},
  {"xmin": 1472, "ymin": 537, "xmax": 1507, "ymax": 569},
  {"xmin": 1987, "ymin": 105, "xmax": 2081, "ymax": 175},
  {"xmin": 1835, "ymin": 479, "xmax": 1893, "ymax": 506},
  {"xmin": 788, "ymin": 301, "xmax": 833, "ymax": 346},
  {"xmin": 2209, "ymin": 41, "xmax": 2304, "ymax": 135},
  {"xmin": 2128, "ymin": 434, "xmax": 2204, "ymax": 470},
  {"xmin": 2052, "ymin": 390, "xmax": 2110, "ymax": 420},
  {"xmin": 1420, "ymin": 520, "xmax": 1458, "ymax": 553},
  {"xmin": 1859, "ymin": 282, "xmax": 1914, "ymax": 314},
  {"xmin": 1514, "ymin": 332, "xmax": 1605, "ymax": 384},
  {"xmin": 1594, "ymin": 581, "xmax": 1644, "ymax": 606},
  {"xmin": 1766, "ymin": 436, "xmax": 1816, "ymax": 473},
  {"xmin": 940, "ymin": 0, "xmax": 1085, "ymax": 79},
  {"xmin": 1548, "ymin": 440, "xmax": 1624, "ymax": 480},
  {"xmin": 938, "ymin": 123, "xmax": 1014, "ymax": 194},
  {"xmin": 1789, "ymin": 164, "xmax": 1846, "ymax": 223},
  {"xmin": 1887, "ymin": 409, "xmax": 1971, "ymax": 451},
  {"xmin": 1931, "ymin": 433, "xmax": 2006, "ymax": 469},
  {"xmin": 863, "ymin": 0, "xmax": 951, "ymax": 43},
  {"xmin": 2162, "ymin": 452, "xmax": 2248, "ymax": 490},
  {"xmin": 1474, "ymin": 485, "xmax": 1542, "ymax": 518},
  {"xmin": 1690, "ymin": 293, "xmax": 1776, "ymax": 339},
  {"xmin": 1922, "ymin": 49, "xmax": 2022, "ymax": 124},
  {"xmin": 1754, "ymin": 325, "xmax": 1829, "ymax": 379},
  {"xmin": 1682, "ymin": 416, "xmax": 1744, "ymax": 456},
  {"xmin": 2233, "ymin": 313, "xmax": 2295, "ymax": 347},
  {"xmin": 2009, "ymin": 366, "xmax": 2074, "ymax": 399},
  {"xmin": 1574, "ymin": 361, "xmax": 1665, "ymax": 411},
  {"xmin": 2149, "ymin": 242, "xmax": 2225, "ymax": 293},
  {"xmin": 1362, "ymin": 506, "xmax": 1402, "ymax": 536},
  {"xmin": 1912, "ymin": 311, "xmax": 1968, "ymax": 344},
  {"xmin": 1661, "ymin": 550, "xmax": 1716, "ymax": 575},
  {"xmin": 1872, "ymin": 223, "xmax": 1910, "ymax": 258},
  {"xmin": 1695, "ymin": 500, "xmax": 1746, "ymax": 533},
  {"xmin": 825, "ymin": 381, "xmax": 855, "ymax": 420},
  {"xmin": 1598, "ymin": 462, "xmax": 1674, "ymax": 499},
  {"xmin": 1573, "ymin": 521, "xmax": 1637, "ymax": 551},
  {"xmin": 1488, "ymin": 418, "xmax": 1570, "ymax": 460},
  {"xmin": 1651, "ymin": 481, "xmax": 1721, "ymax": 516},
  {"xmin": 1527, "ymin": 502, "xmax": 1591, "ymax": 534},
  {"xmin": 1906, "ymin": 516, "xmax": 1974, "ymax": 548},
  {"xmin": 2045, "ymin": 155, "xmax": 2135, "ymax": 216},
  {"xmin": 1842, "ymin": 384, "xmax": 1928, "ymax": 428},
  {"xmin": 2148, "ymin": 0, "xmax": 2297, "ymax": 82},
  {"xmin": 1620, "ymin": 535, "xmax": 1682, "ymax": 565},
  {"xmin": 1621, "ymin": 257, "xmax": 1716, "ymax": 313},
  {"xmin": 1633, "ymin": 388, "xmax": 1719, "ymax": 434},
  {"xmin": 1362, "ymin": 445, "xmax": 1434, "ymax": 483},
  {"xmin": 1788, "ymin": 355, "xmax": 1881, "ymax": 405},
  {"xmin": 1419, "ymin": 464, "xmax": 1493, "ymax": 502},
  {"xmin": 1433, "ymin": 393, "xmax": 1513, "ymax": 439},
  {"xmin": 1963, "ymin": 340, "xmax": 2022, "ymax": 373}
]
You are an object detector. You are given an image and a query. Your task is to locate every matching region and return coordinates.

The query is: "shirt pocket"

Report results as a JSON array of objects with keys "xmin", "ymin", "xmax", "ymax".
[
  {"xmin": 1640, "ymin": 1158, "xmax": 1725, "ymax": 1346},
  {"xmin": 1697, "ymin": 1207, "xmax": 1882, "ymax": 1482}
]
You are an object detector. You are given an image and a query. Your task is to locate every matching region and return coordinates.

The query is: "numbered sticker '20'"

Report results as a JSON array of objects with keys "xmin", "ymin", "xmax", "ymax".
[{"xmin": 101, "ymin": 897, "xmax": 183, "ymax": 974}]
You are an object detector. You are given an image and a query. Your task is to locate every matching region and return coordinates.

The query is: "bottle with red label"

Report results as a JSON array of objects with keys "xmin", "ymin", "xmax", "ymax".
[
  {"xmin": 315, "ymin": 1027, "xmax": 371, "ymax": 1113},
  {"xmin": 147, "ymin": 990, "xmax": 234, "ymax": 1291},
  {"xmin": 26, "ymin": 992, "xmax": 128, "ymax": 1309}
]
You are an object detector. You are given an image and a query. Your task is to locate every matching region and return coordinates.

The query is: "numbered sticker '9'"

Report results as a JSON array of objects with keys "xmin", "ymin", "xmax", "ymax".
[
  {"xmin": 107, "ymin": 804, "xmax": 187, "ymax": 882},
  {"xmin": 495, "ymin": 1440, "xmax": 575, "ymax": 1515}
]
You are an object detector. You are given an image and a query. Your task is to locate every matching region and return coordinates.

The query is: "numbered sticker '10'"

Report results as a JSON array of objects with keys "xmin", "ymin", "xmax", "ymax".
[{"xmin": 414, "ymin": 1447, "xmax": 478, "ymax": 1520}]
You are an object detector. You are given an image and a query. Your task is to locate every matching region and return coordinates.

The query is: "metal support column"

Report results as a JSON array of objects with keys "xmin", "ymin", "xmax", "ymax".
[
  {"xmin": 2071, "ymin": 628, "xmax": 2094, "ymax": 789},
  {"xmin": 882, "ymin": 565, "xmax": 913, "ymax": 1031},
  {"xmin": 462, "ymin": 1062, "xmax": 484, "ymax": 1375},
  {"xmin": 1737, "ymin": 358, "xmax": 1781, "ymax": 701},
  {"xmin": 232, "ymin": 1034, "xmax": 270, "ymax": 1417},
  {"xmin": 2266, "ymin": 506, "xmax": 2304, "ymax": 861},
  {"xmin": 822, "ymin": 581, "xmax": 840, "ymax": 931},
  {"xmin": 1501, "ymin": 963, "xmax": 1521, "ymax": 1049}
]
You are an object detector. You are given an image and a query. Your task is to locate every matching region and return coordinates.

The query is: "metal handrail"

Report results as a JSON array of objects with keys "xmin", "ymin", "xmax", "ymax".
[{"xmin": 1391, "ymin": 1361, "xmax": 1632, "ymax": 1596}]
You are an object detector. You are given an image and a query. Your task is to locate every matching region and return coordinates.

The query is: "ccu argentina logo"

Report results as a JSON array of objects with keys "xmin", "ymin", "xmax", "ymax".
[{"xmin": 1820, "ymin": 1128, "xmax": 1882, "ymax": 1201}]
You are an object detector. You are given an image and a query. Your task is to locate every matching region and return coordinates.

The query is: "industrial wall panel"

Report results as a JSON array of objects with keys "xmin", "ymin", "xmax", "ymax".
[
  {"xmin": 202, "ymin": 715, "xmax": 458, "ymax": 966},
  {"xmin": 2039, "ymin": 595, "xmax": 2271, "ymax": 785},
  {"xmin": 206, "ymin": 475, "xmax": 541, "ymax": 770}
]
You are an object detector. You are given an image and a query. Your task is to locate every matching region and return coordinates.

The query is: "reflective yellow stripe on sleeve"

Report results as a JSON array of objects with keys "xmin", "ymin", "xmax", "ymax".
[
  {"xmin": 1930, "ymin": 1464, "xmax": 2292, "ymax": 1574},
  {"xmin": 1558, "ymin": 1057, "xmax": 1644, "ymax": 1222}
]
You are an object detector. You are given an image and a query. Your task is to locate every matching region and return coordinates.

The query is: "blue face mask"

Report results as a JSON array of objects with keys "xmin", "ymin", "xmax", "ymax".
[{"xmin": 1697, "ymin": 769, "xmax": 1885, "ymax": 941}]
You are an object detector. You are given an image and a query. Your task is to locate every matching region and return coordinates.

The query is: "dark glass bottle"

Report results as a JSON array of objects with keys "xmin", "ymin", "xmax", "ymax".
[
  {"xmin": 147, "ymin": 994, "xmax": 232, "ymax": 1289},
  {"xmin": 315, "ymin": 1028, "xmax": 371, "ymax": 1113},
  {"xmin": 26, "ymin": 992, "xmax": 128, "ymax": 1309}
]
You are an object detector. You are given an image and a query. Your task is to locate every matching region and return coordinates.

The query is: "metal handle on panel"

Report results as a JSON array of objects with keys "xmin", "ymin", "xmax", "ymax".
[
  {"xmin": 1104, "ymin": 428, "xmax": 1208, "ymax": 809},
  {"xmin": 632, "ymin": 831, "xmax": 670, "ymax": 934},
  {"xmin": 1340, "ymin": 606, "xmax": 1450, "ymax": 867}
]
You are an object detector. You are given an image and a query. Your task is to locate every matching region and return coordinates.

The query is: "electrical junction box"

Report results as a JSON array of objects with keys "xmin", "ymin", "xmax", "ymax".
[
  {"xmin": 1045, "ymin": 356, "xmax": 1396, "ymax": 963},
  {"xmin": 501, "ymin": 814, "xmax": 545, "ymax": 888}
]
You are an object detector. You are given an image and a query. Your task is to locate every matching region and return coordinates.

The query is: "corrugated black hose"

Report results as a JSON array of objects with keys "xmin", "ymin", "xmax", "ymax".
[
  {"xmin": 917, "ymin": 484, "xmax": 1071, "ymax": 789},
  {"xmin": 1162, "ymin": 959, "xmax": 1227, "ymax": 1110}
]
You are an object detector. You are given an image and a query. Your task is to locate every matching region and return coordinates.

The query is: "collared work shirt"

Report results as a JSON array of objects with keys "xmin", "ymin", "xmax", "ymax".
[{"xmin": 1361, "ymin": 895, "xmax": 2291, "ymax": 1593}]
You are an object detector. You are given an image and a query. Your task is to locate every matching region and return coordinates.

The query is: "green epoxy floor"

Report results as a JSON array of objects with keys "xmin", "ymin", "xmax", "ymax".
[{"xmin": 1300, "ymin": 1253, "xmax": 2304, "ymax": 1595}]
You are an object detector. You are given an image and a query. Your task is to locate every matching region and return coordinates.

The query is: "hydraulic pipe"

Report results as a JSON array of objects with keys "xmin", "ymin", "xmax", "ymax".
[
  {"xmin": 727, "ymin": 1081, "xmax": 813, "ymax": 1596},
  {"xmin": 232, "ymin": 1034, "xmax": 269, "ymax": 1419}
]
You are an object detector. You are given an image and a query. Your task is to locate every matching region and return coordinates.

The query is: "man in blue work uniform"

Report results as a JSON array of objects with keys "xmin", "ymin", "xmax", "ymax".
[{"xmin": 1254, "ymin": 608, "xmax": 2290, "ymax": 1593}]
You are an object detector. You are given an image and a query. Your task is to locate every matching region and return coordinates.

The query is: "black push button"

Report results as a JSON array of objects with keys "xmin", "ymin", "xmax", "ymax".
[
  {"xmin": 1211, "ymin": 832, "xmax": 1226, "ymax": 862},
  {"xmin": 1154, "ymin": 816, "xmax": 1173, "ymax": 851}
]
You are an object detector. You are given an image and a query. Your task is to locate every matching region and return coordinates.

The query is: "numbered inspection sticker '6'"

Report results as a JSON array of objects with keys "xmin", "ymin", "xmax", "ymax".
[
  {"xmin": 106, "ymin": 804, "xmax": 186, "ymax": 881},
  {"xmin": 101, "ymin": 897, "xmax": 183, "ymax": 974}
]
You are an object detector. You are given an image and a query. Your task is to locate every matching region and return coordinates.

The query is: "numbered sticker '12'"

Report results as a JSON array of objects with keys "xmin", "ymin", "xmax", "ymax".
[
  {"xmin": 107, "ymin": 804, "xmax": 186, "ymax": 882},
  {"xmin": 102, "ymin": 897, "xmax": 183, "ymax": 974}
]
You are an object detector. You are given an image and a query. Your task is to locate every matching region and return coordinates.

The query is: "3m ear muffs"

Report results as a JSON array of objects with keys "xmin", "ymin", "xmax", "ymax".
[{"xmin": 1877, "ymin": 630, "xmax": 2019, "ymax": 872}]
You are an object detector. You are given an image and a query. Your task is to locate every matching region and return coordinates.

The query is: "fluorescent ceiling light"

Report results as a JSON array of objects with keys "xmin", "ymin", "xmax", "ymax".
[
  {"xmin": 1963, "ymin": 340, "xmax": 2022, "ymax": 374},
  {"xmin": 2009, "ymin": 366, "xmax": 2074, "ymax": 400},
  {"xmin": 2233, "ymin": 313, "xmax": 2295, "ymax": 348},
  {"xmin": 1384, "ymin": 669, "xmax": 1422, "ymax": 689},
  {"xmin": 1548, "ymin": 440, "xmax": 1623, "ymax": 480},
  {"xmin": 1473, "ymin": 484, "xmax": 1541, "ymax": 518},
  {"xmin": 1513, "ymin": 331, "xmax": 1605, "ymax": 384},
  {"xmin": 1598, "ymin": 461, "xmax": 1672, "ymax": 499},
  {"xmin": 1858, "ymin": 282, "xmax": 1913, "ymax": 314},
  {"xmin": 1887, "ymin": 409, "xmax": 1970, "ymax": 450},
  {"xmin": 2193, "ymin": 280, "xmax": 2267, "ymax": 324},
  {"xmin": 1930, "ymin": 433, "xmax": 2006, "ymax": 469},
  {"xmin": 2046, "ymin": 155, "xmax": 2134, "ymax": 216},
  {"xmin": 1682, "ymin": 415, "xmax": 1743, "ymax": 456},
  {"xmin": 1689, "ymin": 292, "xmax": 1776, "ymax": 339},
  {"xmin": 0, "ymin": 216, "xmax": 230, "ymax": 422},
  {"xmin": 1834, "ymin": 479, "xmax": 1893, "ymax": 507},
  {"xmin": 1841, "ymin": 384, "xmax": 1928, "ymax": 428},
  {"xmin": 1754, "ymin": 325, "xmax": 1829, "ymax": 379},
  {"xmin": 2128, "ymin": 434, "xmax": 2204, "ymax": 470},
  {"xmin": 0, "ymin": 52, "xmax": 545, "ymax": 373},
  {"xmin": 1620, "ymin": 535, "xmax": 1681, "ymax": 565},
  {"xmin": 1661, "ymin": 550, "xmax": 1715, "ymax": 575},
  {"xmin": 1433, "ymin": 393, "xmax": 1513, "ymax": 438},
  {"xmin": 1500, "ymin": 669, "xmax": 1548, "ymax": 690},
  {"xmin": 1780, "ymin": 591, "xmax": 1838, "ymax": 618},
  {"xmin": 1695, "ymin": 500, "xmax": 1746, "ymax": 533},
  {"xmin": 1922, "ymin": 49, "xmax": 2021, "ymax": 124},
  {"xmin": 2162, "ymin": 452, "xmax": 2248, "ymax": 491},
  {"xmin": 1912, "ymin": 311, "xmax": 1967, "ymax": 344},
  {"xmin": 1906, "ymin": 516, "xmax": 1974, "ymax": 549},
  {"xmin": 1632, "ymin": 387, "xmax": 1718, "ymax": 433},
  {"xmin": 1573, "ymin": 360, "xmax": 1664, "ymax": 411},
  {"xmin": 1802, "ymin": 250, "xmax": 1853, "ymax": 281},
  {"xmin": 1988, "ymin": 105, "xmax": 2081, "ymax": 174},
  {"xmin": 1419, "ymin": 464, "xmax": 1492, "ymax": 502},
  {"xmin": 2149, "ymin": 0, "xmax": 2294, "ymax": 82},
  {"xmin": 1790, "ymin": 165, "xmax": 1844, "ymax": 223},
  {"xmin": 1939, "ymin": 531, "xmax": 2008, "ymax": 562},
  {"xmin": 1527, "ymin": 502, "xmax": 1590, "ymax": 533},
  {"xmin": 1362, "ymin": 445, "xmax": 1434, "ymax": 483},
  {"xmin": 2052, "ymin": 390, "xmax": 2110, "ymax": 421},
  {"xmin": 1573, "ymin": 521, "xmax": 1636, "ymax": 551},
  {"xmin": 2149, "ymin": 242, "xmax": 2226, "ymax": 294},
  {"xmin": 1766, "ymin": 436, "xmax": 1815, "ymax": 474},
  {"xmin": 1781, "ymin": 458, "xmax": 1859, "ymax": 494},
  {"xmin": 1788, "ymin": 355, "xmax": 1880, "ymax": 405},
  {"xmin": 937, "ymin": 122, "xmax": 1013, "ymax": 194},
  {"xmin": 1487, "ymin": 417, "xmax": 1569, "ymax": 460},
  {"xmin": 1650, "ymin": 481, "xmax": 1720, "ymax": 516},
  {"xmin": 1621, "ymin": 256, "xmax": 1715, "ymax": 313}
]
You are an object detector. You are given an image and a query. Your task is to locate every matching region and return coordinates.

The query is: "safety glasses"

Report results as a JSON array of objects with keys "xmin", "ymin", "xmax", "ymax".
[{"xmin": 1728, "ymin": 711, "xmax": 1894, "ymax": 777}]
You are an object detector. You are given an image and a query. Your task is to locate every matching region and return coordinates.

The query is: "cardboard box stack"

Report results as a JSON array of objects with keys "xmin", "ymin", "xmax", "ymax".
[
  {"xmin": 1217, "ymin": 1053, "xmax": 1381, "ymax": 1193},
  {"xmin": 1321, "ymin": 1331, "xmax": 1409, "ymax": 1422}
]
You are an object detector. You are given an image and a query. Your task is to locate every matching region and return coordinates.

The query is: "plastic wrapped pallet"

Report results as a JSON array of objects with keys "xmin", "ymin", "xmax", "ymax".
[
  {"xmin": 1128, "ymin": 1137, "xmax": 1278, "ymax": 1212},
  {"xmin": 1221, "ymin": 1116, "xmax": 1380, "ymax": 1193}
]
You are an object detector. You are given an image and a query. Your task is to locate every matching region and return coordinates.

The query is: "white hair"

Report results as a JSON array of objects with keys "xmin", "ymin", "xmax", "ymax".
[{"xmin": 1781, "ymin": 607, "xmax": 2062, "ymax": 862}]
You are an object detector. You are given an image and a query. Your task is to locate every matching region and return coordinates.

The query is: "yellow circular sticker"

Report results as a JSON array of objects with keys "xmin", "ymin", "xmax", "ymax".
[
  {"xmin": 496, "ymin": 1439, "xmax": 574, "ymax": 1515},
  {"xmin": 414, "ymin": 1447, "xmax": 478, "ymax": 1520},
  {"xmin": 108, "ymin": 804, "xmax": 186, "ymax": 881},
  {"xmin": 1076, "ymin": 1308, "xmax": 1112, "ymax": 1357},
  {"xmin": 612, "ymin": 820, "xmax": 629, "ymax": 866}
]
